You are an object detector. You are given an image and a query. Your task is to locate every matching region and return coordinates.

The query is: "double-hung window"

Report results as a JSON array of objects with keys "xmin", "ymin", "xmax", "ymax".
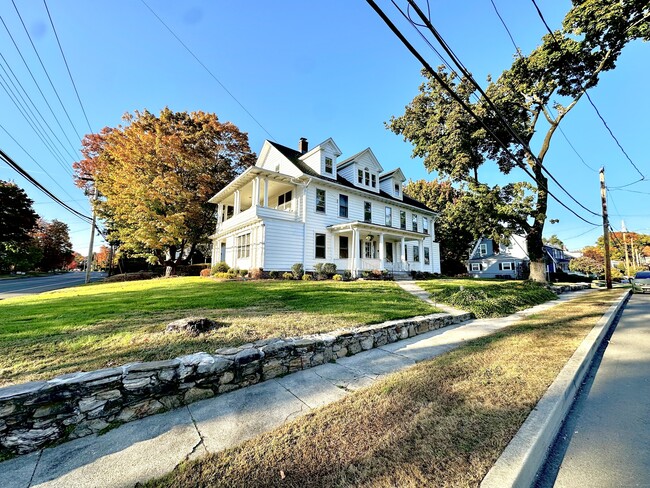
[
  {"xmin": 385, "ymin": 207, "xmax": 392, "ymax": 227},
  {"xmin": 479, "ymin": 243, "xmax": 488, "ymax": 256},
  {"xmin": 413, "ymin": 245, "xmax": 420, "ymax": 262},
  {"xmin": 339, "ymin": 194, "xmax": 348, "ymax": 218},
  {"xmin": 364, "ymin": 201, "xmax": 372, "ymax": 222},
  {"xmin": 400, "ymin": 211, "xmax": 406, "ymax": 230},
  {"xmin": 371, "ymin": 174, "xmax": 376, "ymax": 188},
  {"xmin": 424, "ymin": 247, "xmax": 430, "ymax": 265},
  {"xmin": 316, "ymin": 189, "xmax": 326, "ymax": 213},
  {"xmin": 500, "ymin": 262, "xmax": 513, "ymax": 271},
  {"xmin": 325, "ymin": 157, "xmax": 333, "ymax": 174},
  {"xmin": 394, "ymin": 183, "xmax": 400, "ymax": 196},
  {"xmin": 339, "ymin": 236, "xmax": 349, "ymax": 259},
  {"xmin": 315, "ymin": 233, "xmax": 326, "ymax": 259},
  {"xmin": 237, "ymin": 233, "xmax": 251, "ymax": 258},
  {"xmin": 471, "ymin": 263, "xmax": 481, "ymax": 271},
  {"xmin": 357, "ymin": 169, "xmax": 363, "ymax": 184},
  {"xmin": 277, "ymin": 190, "xmax": 292, "ymax": 210},
  {"xmin": 423, "ymin": 217, "xmax": 428, "ymax": 234},
  {"xmin": 412, "ymin": 214, "xmax": 418, "ymax": 232}
]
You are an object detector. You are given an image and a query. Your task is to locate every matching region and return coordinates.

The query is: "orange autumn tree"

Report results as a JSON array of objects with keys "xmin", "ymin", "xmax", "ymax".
[{"xmin": 74, "ymin": 108, "xmax": 255, "ymax": 271}]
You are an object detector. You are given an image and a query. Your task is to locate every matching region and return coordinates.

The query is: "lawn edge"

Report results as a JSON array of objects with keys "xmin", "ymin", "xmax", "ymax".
[{"xmin": 480, "ymin": 289, "xmax": 631, "ymax": 488}]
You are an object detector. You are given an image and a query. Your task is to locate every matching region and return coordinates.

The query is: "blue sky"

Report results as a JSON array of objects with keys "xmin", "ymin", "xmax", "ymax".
[{"xmin": 0, "ymin": 0, "xmax": 648, "ymax": 254}]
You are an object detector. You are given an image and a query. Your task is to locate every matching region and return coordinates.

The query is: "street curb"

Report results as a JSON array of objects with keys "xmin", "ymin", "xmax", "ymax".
[{"xmin": 480, "ymin": 289, "xmax": 632, "ymax": 488}]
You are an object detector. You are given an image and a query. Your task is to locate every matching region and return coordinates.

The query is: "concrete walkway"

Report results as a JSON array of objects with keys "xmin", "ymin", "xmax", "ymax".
[
  {"xmin": 396, "ymin": 280, "xmax": 469, "ymax": 316},
  {"xmin": 0, "ymin": 290, "xmax": 594, "ymax": 488}
]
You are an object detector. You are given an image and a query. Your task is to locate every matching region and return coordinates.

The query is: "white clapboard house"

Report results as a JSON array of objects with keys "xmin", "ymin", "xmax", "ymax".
[{"xmin": 209, "ymin": 138, "xmax": 441, "ymax": 277}]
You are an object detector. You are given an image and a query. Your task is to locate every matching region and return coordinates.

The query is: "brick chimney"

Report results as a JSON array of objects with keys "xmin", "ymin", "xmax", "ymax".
[{"xmin": 298, "ymin": 137, "xmax": 308, "ymax": 154}]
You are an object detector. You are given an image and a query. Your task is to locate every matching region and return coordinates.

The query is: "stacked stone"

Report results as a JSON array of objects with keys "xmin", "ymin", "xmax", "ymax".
[
  {"xmin": 550, "ymin": 283, "xmax": 591, "ymax": 294},
  {"xmin": 0, "ymin": 311, "xmax": 472, "ymax": 457}
]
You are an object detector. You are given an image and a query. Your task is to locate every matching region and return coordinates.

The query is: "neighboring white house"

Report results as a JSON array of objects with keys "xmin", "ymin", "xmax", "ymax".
[
  {"xmin": 208, "ymin": 137, "xmax": 441, "ymax": 277},
  {"xmin": 467, "ymin": 235, "xmax": 529, "ymax": 278}
]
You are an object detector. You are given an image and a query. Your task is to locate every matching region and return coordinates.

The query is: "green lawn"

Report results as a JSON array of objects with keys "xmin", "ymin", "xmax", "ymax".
[
  {"xmin": 0, "ymin": 278, "xmax": 436, "ymax": 386},
  {"xmin": 417, "ymin": 279, "xmax": 559, "ymax": 318},
  {"xmin": 146, "ymin": 289, "xmax": 624, "ymax": 488}
]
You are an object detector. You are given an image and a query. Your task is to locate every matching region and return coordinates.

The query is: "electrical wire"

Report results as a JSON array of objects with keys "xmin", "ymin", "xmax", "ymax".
[
  {"xmin": 139, "ymin": 0, "xmax": 276, "ymax": 141},
  {"xmin": 403, "ymin": 0, "xmax": 601, "ymax": 218},
  {"xmin": 42, "ymin": 0, "xmax": 94, "ymax": 135},
  {"xmin": 0, "ymin": 147, "xmax": 92, "ymax": 224},
  {"xmin": 0, "ymin": 14, "xmax": 79, "ymax": 156},
  {"xmin": 530, "ymin": 0, "xmax": 646, "ymax": 183},
  {"xmin": 10, "ymin": 0, "xmax": 83, "ymax": 140}
]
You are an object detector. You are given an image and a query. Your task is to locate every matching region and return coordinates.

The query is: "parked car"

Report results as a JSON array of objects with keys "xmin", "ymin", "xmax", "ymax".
[{"xmin": 631, "ymin": 271, "xmax": 650, "ymax": 294}]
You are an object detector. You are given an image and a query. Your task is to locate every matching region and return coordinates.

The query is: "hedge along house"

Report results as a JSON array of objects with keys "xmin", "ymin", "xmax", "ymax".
[{"xmin": 208, "ymin": 138, "xmax": 441, "ymax": 277}]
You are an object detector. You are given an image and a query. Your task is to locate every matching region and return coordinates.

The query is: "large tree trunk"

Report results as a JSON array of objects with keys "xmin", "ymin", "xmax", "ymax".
[{"xmin": 529, "ymin": 261, "xmax": 546, "ymax": 282}]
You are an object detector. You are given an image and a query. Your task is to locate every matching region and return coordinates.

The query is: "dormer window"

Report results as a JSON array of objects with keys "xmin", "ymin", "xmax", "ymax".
[
  {"xmin": 364, "ymin": 168, "xmax": 370, "ymax": 186},
  {"xmin": 358, "ymin": 169, "xmax": 363, "ymax": 184},
  {"xmin": 325, "ymin": 157, "xmax": 333, "ymax": 174},
  {"xmin": 394, "ymin": 183, "xmax": 400, "ymax": 196},
  {"xmin": 371, "ymin": 174, "xmax": 376, "ymax": 188}
]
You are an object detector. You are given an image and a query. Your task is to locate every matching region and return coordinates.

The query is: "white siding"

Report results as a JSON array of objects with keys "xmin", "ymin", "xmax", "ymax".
[
  {"xmin": 263, "ymin": 220, "xmax": 304, "ymax": 271},
  {"xmin": 338, "ymin": 164, "xmax": 354, "ymax": 183},
  {"xmin": 257, "ymin": 145, "xmax": 302, "ymax": 177}
]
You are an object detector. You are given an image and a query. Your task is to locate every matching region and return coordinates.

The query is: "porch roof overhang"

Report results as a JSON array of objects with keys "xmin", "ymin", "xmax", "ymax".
[
  {"xmin": 327, "ymin": 221, "xmax": 429, "ymax": 240},
  {"xmin": 208, "ymin": 167, "xmax": 305, "ymax": 204}
]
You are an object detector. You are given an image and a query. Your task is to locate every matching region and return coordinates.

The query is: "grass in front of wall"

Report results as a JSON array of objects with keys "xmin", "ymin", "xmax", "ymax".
[
  {"xmin": 417, "ymin": 279, "xmax": 559, "ymax": 318},
  {"xmin": 0, "ymin": 278, "xmax": 436, "ymax": 386},
  {"xmin": 146, "ymin": 289, "xmax": 625, "ymax": 488}
]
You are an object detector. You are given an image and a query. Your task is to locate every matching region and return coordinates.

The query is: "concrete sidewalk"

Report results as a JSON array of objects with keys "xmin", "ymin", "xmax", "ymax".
[{"xmin": 0, "ymin": 290, "xmax": 594, "ymax": 488}]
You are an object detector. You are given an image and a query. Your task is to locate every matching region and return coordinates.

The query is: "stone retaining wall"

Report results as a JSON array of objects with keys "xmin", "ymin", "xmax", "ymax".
[{"xmin": 0, "ymin": 311, "xmax": 472, "ymax": 456}]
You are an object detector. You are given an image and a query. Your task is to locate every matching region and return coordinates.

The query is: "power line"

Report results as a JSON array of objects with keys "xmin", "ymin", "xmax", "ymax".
[
  {"xmin": 403, "ymin": 0, "xmax": 601, "ymax": 218},
  {"xmin": 0, "ymin": 69, "xmax": 73, "ymax": 174},
  {"xmin": 0, "ymin": 13, "xmax": 79, "ymax": 156},
  {"xmin": 10, "ymin": 0, "xmax": 83, "ymax": 140},
  {"xmin": 0, "ymin": 123, "xmax": 86, "ymax": 210},
  {"xmin": 367, "ymin": 0, "xmax": 599, "ymax": 226},
  {"xmin": 488, "ymin": 0, "xmax": 597, "ymax": 174},
  {"xmin": 0, "ymin": 50, "xmax": 78, "ymax": 163},
  {"xmin": 42, "ymin": 0, "xmax": 94, "ymax": 135},
  {"xmin": 139, "ymin": 0, "xmax": 276, "ymax": 141},
  {"xmin": 563, "ymin": 226, "xmax": 600, "ymax": 241},
  {"xmin": 530, "ymin": 0, "xmax": 646, "ymax": 183},
  {"xmin": 0, "ymin": 147, "xmax": 92, "ymax": 224}
]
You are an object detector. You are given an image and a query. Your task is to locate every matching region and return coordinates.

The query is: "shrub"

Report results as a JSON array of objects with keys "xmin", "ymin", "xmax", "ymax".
[
  {"xmin": 332, "ymin": 274, "xmax": 343, "ymax": 281},
  {"xmin": 239, "ymin": 269, "xmax": 248, "ymax": 277},
  {"xmin": 104, "ymin": 271, "xmax": 157, "ymax": 283},
  {"xmin": 282, "ymin": 272, "xmax": 294, "ymax": 280},
  {"xmin": 269, "ymin": 270, "xmax": 280, "ymax": 279},
  {"xmin": 212, "ymin": 272, "xmax": 232, "ymax": 279},
  {"xmin": 211, "ymin": 262, "xmax": 230, "ymax": 274},
  {"xmin": 323, "ymin": 262, "xmax": 337, "ymax": 276},
  {"xmin": 314, "ymin": 263, "xmax": 325, "ymax": 280},
  {"xmin": 292, "ymin": 263, "xmax": 304, "ymax": 279},
  {"xmin": 342, "ymin": 270, "xmax": 352, "ymax": 281},
  {"xmin": 249, "ymin": 268, "xmax": 264, "ymax": 280},
  {"xmin": 199, "ymin": 268, "xmax": 211, "ymax": 277},
  {"xmin": 175, "ymin": 264, "xmax": 211, "ymax": 276},
  {"xmin": 302, "ymin": 273, "xmax": 313, "ymax": 281},
  {"xmin": 227, "ymin": 268, "xmax": 239, "ymax": 278}
]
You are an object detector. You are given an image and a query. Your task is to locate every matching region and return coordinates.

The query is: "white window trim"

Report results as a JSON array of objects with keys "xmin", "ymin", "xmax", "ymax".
[
  {"xmin": 315, "ymin": 189, "xmax": 326, "ymax": 214},
  {"xmin": 470, "ymin": 263, "xmax": 481, "ymax": 271},
  {"xmin": 479, "ymin": 243, "xmax": 488, "ymax": 256},
  {"xmin": 501, "ymin": 262, "xmax": 513, "ymax": 271},
  {"xmin": 314, "ymin": 232, "xmax": 327, "ymax": 260}
]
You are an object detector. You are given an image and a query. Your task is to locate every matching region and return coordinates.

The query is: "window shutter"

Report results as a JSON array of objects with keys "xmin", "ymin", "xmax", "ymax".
[{"xmin": 498, "ymin": 263, "xmax": 503, "ymax": 271}]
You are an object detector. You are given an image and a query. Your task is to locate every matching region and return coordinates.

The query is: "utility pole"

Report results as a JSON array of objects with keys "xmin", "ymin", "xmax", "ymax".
[
  {"xmin": 85, "ymin": 187, "xmax": 98, "ymax": 284},
  {"xmin": 622, "ymin": 220, "xmax": 630, "ymax": 277},
  {"xmin": 631, "ymin": 237, "xmax": 638, "ymax": 269},
  {"xmin": 599, "ymin": 168, "xmax": 612, "ymax": 289}
]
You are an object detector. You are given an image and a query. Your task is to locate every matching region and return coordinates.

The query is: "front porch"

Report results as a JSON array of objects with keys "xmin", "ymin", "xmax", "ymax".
[{"xmin": 328, "ymin": 222, "xmax": 436, "ymax": 277}]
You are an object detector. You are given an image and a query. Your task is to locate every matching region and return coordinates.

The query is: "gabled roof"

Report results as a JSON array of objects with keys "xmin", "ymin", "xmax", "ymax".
[
  {"xmin": 379, "ymin": 168, "xmax": 406, "ymax": 182},
  {"xmin": 267, "ymin": 141, "xmax": 435, "ymax": 213},
  {"xmin": 336, "ymin": 147, "xmax": 383, "ymax": 173},
  {"xmin": 299, "ymin": 137, "xmax": 342, "ymax": 159}
]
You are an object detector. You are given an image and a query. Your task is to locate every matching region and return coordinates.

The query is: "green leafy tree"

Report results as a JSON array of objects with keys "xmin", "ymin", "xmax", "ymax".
[
  {"xmin": 389, "ymin": 1, "xmax": 649, "ymax": 281},
  {"xmin": 33, "ymin": 219, "xmax": 74, "ymax": 272},
  {"xmin": 404, "ymin": 179, "xmax": 533, "ymax": 274},
  {"xmin": 74, "ymin": 108, "xmax": 256, "ymax": 271},
  {"xmin": 0, "ymin": 181, "xmax": 40, "ymax": 273},
  {"xmin": 543, "ymin": 235, "xmax": 565, "ymax": 249}
]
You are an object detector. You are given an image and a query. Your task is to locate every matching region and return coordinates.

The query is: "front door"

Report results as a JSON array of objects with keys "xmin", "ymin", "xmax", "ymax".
[
  {"xmin": 385, "ymin": 242, "xmax": 393, "ymax": 263},
  {"xmin": 220, "ymin": 242, "xmax": 226, "ymax": 262}
]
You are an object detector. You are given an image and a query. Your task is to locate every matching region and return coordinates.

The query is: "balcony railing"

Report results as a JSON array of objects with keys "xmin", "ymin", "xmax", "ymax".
[{"xmin": 216, "ymin": 205, "xmax": 297, "ymax": 233}]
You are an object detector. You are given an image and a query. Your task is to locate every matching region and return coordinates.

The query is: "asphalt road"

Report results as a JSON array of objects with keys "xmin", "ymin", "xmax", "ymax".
[
  {"xmin": 0, "ymin": 272, "xmax": 106, "ymax": 300},
  {"xmin": 536, "ymin": 293, "xmax": 650, "ymax": 487}
]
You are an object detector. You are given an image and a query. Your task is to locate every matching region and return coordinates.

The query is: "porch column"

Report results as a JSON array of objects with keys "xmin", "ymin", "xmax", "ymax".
[
  {"xmin": 400, "ymin": 237, "xmax": 406, "ymax": 270},
  {"xmin": 379, "ymin": 233, "xmax": 385, "ymax": 270},
  {"xmin": 263, "ymin": 178, "xmax": 269, "ymax": 207},
  {"xmin": 253, "ymin": 177, "xmax": 261, "ymax": 207},
  {"xmin": 234, "ymin": 190, "xmax": 241, "ymax": 215},
  {"xmin": 217, "ymin": 204, "xmax": 224, "ymax": 224},
  {"xmin": 419, "ymin": 238, "xmax": 424, "ymax": 271},
  {"xmin": 352, "ymin": 228, "xmax": 360, "ymax": 277}
]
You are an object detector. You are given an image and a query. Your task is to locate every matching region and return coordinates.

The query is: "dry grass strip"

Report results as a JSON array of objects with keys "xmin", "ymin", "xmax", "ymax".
[{"xmin": 146, "ymin": 289, "xmax": 624, "ymax": 488}]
